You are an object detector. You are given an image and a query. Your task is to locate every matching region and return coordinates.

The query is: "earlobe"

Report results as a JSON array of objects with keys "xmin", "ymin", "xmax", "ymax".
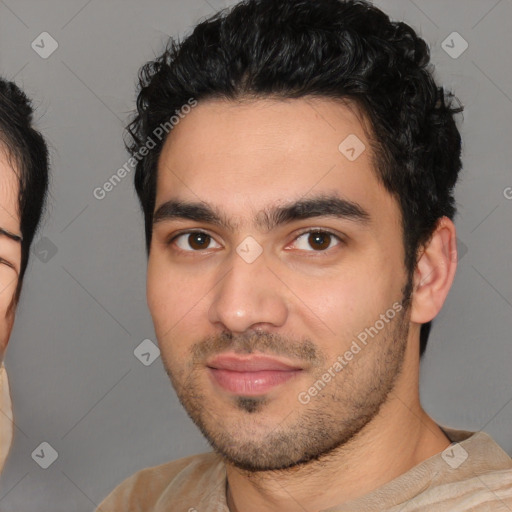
[{"xmin": 410, "ymin": 217, "xmax": 458, "ymax": 324}]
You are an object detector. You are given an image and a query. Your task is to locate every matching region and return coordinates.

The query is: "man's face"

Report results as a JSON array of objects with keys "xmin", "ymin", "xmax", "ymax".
[
  {"xmin": 0, "ymin": 149, "xmax": 21, "ymax": 362},
  {"xmin": 147, "ymin": 98, "xmax": 412, "ymax": 471}
]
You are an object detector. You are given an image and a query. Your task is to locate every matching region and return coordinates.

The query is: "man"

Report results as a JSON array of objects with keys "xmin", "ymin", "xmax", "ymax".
[
  {"xmin": 0, "ymin": 78, "xmax": 49, "ymax": 473},
  {"xmin": 98, "ymin": 0, "xmax": 512, "ymax": 510}
]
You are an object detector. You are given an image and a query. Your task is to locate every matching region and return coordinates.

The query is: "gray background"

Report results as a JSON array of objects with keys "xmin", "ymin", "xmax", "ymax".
[{"xmin": 0, "ymin": 0, "xmax": 511, "ymax": 510}]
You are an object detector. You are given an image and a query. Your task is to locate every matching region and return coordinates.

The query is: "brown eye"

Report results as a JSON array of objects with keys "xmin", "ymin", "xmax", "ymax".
[
  {"xmin": 292, "ymin": 230, "xmax": 342, "ymax": 252},
  {"xmin": 172, "ymin": 231, "xmax": 221, "ymax": 252},
  {"xmin": 188, "ymin": 233, "xmax": 210, "ymax": 250},
  {"xmin": 308, "ymin": 232, "xmax": 332, "ymax": 250}
]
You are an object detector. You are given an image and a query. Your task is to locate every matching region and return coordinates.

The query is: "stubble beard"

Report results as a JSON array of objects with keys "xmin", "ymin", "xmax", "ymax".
[{"xmin": 162, "ymin": 285, "xmax": 412, "ymax": 472}]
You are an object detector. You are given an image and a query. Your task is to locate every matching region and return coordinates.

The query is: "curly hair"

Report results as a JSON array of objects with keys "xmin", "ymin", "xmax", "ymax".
[
  {"xmin": 127, "ymin": 0, "xmax": 463, "ymax": 356},
  {"xmin": 0, "ymin": 78, "xmax": 49, "ymax": 309}
]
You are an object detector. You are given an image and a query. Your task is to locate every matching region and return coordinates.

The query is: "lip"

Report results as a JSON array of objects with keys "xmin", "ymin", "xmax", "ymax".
[
  {"xmin": 206, "ymin": 353, "xmax": 303, "ymax": 395},
  {"xmin": 206, "ymin": 353, "xmax": 303, "ymax": 372}
]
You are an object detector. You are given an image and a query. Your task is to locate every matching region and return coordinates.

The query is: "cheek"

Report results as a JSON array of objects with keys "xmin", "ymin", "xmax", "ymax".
[
  {"xmin": 288, "ymin": 256, "xmax": 400, "ymax": 341},
  {"xmin": 147, "ymin": 257, "xmax": 172, "ymax": 331},
  {"xmin": 296, "ymin": 273, "xmax": 371, "ymax": 341},
  {"xmin": 146, "ymin": 252, "xmax": 204, "ymax": 336},
  {"xmin": 0, "ymin": 274, "xmax": 17, "ymax": 360}
]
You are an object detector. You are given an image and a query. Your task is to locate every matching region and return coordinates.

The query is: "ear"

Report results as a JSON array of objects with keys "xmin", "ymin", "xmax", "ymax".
[{"xmin": 410, "ymin": 217, "xmax": 458, "ymax": 324}]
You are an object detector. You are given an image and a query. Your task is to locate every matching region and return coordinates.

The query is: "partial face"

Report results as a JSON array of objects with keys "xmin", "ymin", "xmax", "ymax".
[
  {"xmin": 0, "ymin": 148, "xmax": 21, "ymax": 362},
  {"xmin": 148, "ymin": 98, "xmax": 412, "ymax": 471}
]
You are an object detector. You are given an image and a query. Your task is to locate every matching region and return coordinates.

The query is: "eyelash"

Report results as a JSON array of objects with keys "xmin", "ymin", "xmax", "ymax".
[
  {"xmin": 166, "ymin": 229, "xmax": 344, "ymax": 255},
  {"xmin": 0, "ymin": 257, "xmax": 15, "ymax": 270}
]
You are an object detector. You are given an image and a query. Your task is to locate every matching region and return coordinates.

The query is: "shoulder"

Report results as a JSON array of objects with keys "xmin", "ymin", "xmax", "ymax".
[
  {"xmin": 96, "ymin": 452, "xmax": 225, "ymax": 511},
  {"xmin": 410, "ymin": 467, "xmax": 512, "ymax": 511},
  {"xmin": 408, "ymin": 428, "xmax": 512, "ymax": 511}
]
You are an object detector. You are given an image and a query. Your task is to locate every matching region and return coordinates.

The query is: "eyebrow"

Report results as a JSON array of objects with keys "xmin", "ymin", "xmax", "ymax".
[
  {"xmin": 153, "ymin": 194, "xmax": 370, "ymax": 232},
  {"xmin": 0, "ymin": 227, "xmax": 22, "ymax": 243}
]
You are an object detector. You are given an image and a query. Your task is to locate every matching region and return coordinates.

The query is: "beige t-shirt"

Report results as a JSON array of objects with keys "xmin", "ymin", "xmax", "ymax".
[
  {"xmin": 0, "ymin": 362, "xmax": 14, "ymax": 473},
  {"xmin": 97, "ymin": 426, "xmax": 512, "ymax": 511}
]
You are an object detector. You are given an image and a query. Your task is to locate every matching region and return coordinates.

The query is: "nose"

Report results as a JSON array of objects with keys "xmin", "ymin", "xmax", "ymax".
[{"xmin": 208, "ymin": 244, "xmax": 288, "ymax": 333}]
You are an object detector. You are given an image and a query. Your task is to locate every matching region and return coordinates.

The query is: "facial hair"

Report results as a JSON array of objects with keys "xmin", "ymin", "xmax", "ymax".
[{"xmin": 162, "ymin": 282, "xmax": 412, "ymax": 472}]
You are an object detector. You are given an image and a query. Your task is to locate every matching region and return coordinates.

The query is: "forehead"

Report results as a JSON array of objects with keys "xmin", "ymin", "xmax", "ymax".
[
  {"xmin": 0, "ymin": 146, "xmax": 21, "ymax": 233},
  {"xmin": 155, "ymin": 97, "xmax": 397, "ymax": 226}
]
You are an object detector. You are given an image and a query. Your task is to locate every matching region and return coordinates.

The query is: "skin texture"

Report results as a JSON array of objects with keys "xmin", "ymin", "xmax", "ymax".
[
  {"xmin": 147, "ymin": 97, "xmax": 458, "ymax": 511},
  {"xmin": 0, "ymin": 148, "xmax": 20, "ymax": 362},
  {"xmin": 0, "ymin": 148, "xmax": 21, "ymax": 473}
]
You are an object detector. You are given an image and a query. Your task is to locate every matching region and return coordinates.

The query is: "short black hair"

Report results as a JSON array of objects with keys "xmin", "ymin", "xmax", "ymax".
[
  {"xmin": 127, "ymin": 0, "xmax": 463, "ymax": 357},
  {"xmin": 0, "ymin": 78, "xmax": 49, "ymax": 309}
]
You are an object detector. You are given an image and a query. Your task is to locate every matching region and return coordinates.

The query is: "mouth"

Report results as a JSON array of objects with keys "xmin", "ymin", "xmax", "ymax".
[{"xmin": 206, "ymin": 353, "xmax": 303, "ymax": 396}]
